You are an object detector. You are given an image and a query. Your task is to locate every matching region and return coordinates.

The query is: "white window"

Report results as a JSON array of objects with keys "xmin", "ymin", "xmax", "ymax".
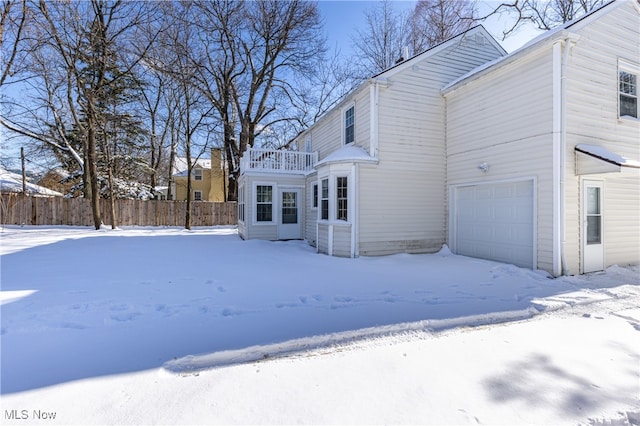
[
  {"xmin": 194, "ymin": 168, "xmax": 203, "ymax": 181},
  {"xmin": 311, "ymin": 183, "xmax": 318, "ymax": 209},
  {"xmin": 320, "ymin": 179, "xmax": 329, "ymax": 220},
  {"xmin": 256, "ymin": 185, "xmax": 273, "ymax": 222},
  {"xmin": 305, "ymin": 135, "xmax": 312, "ymax": 152},
  {"xmin": 619, "ymin": 69, "xmax": 638, "ymax": 118},
  {"xmin": 194, "ymin": 190, "xmax": 202, "ymax": 201},
  {"xmin": 336, "ymin": 176, "xmax": 348, "ymax": 221},
  {"xmin": 344, "ymin": 105, "xmax": 354, "ymax": 145}
]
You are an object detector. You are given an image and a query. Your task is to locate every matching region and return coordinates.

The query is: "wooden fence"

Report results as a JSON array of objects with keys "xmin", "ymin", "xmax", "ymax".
[{"xmin": 0, "ymin": 194, "xmax": 237, "ymax": 227}]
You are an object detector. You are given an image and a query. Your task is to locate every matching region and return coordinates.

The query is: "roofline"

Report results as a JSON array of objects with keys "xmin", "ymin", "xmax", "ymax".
[
  {"xmin": 372, "ymin": 25, "xmax": 506, "ymax": 79},
  {"xmin": 297, "ymin": 25, "xmax": 506, "ymax": 142},
  {"xmin": 442, "ymin": 0, "xmax": 632, "ymax": 95}
]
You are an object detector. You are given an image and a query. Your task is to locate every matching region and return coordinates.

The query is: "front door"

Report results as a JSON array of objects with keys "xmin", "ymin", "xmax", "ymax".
[
  {"xmin": 278, "ymin": 189, "xmax": 302, "ymax": 240},
  {"xmin": 582, "ymin": 180, "xmax": 604, "ymax": 273}
]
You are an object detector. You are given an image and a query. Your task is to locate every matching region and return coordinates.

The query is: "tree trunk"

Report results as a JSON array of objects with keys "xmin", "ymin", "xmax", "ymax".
[{"xmin": 87, "ymin": 114, "xmax": 102, "ymax": 230}]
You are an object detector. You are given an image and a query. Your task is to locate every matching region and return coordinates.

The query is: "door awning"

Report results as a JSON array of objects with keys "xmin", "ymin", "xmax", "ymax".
[{"xmin": 575, "ymin": 144, "xmax": 640, "ymax": 175}]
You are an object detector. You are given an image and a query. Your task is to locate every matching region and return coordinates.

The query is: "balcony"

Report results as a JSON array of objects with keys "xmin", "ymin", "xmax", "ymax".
[{"xmin": 240, "ymin": 148, "xmax": 318, "ymax": 175}]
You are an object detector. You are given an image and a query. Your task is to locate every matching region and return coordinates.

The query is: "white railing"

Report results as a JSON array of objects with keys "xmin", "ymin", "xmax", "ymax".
[{"xmin": 240, "ymin": 148, "xmax": 318, "ymax": 174}]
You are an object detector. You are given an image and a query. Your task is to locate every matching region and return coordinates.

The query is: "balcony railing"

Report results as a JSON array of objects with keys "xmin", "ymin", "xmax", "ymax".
[{"xmin": 240, "ymin": 148, "xmax": 318, "ymax": 174}]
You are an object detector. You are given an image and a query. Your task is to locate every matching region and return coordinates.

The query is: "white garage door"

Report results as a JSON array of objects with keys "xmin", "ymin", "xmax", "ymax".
[{"xmin": 454, "ymin": 180, "xmax": 534, "ymax": 269}]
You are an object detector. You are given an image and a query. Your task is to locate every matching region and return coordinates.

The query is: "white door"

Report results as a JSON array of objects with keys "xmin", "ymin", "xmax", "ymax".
[
  {"xmin": 278, "ymin": 189, "xmax": 302, "ymax": 240},
  {"xmin": 582, "ymin": 181, "xmax": 604, "ymax": 273},
  {"xmin": 454, "ymin": 180, "xmax": 534, "ymax": 268}
]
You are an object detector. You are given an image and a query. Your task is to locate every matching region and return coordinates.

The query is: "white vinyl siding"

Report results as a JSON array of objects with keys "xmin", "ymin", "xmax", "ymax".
[
  {"xmin": 359, "ymin": 29, "xmax": 506, "ymax": 256},
  {"xmin": 564, "ymin": 2, "xmax": 640, "ymax": 272},
  {"xmin": 445, "ymin": 48, "xmax": 554, "ymax": 271},
  {"xmin": 238, "ymin": 174, "xmax": 307, "ymax": 241},
  {"xmin": 305, "ymin": 174, "xmax": 318, "ymax": 247}
]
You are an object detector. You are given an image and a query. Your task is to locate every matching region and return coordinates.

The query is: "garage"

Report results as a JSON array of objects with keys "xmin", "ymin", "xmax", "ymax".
[{"xmin": 452, "ymin": 180, "xmax": 535, "ymax": 269}]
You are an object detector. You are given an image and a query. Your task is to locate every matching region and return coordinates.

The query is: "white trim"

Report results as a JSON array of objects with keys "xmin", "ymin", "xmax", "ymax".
[
  {"xmin": 448, "ymin": 177, "xmax": 537, "ymax": 270},
  {"xmin": 369, "ymin": 82, "xmax": 380, "ymax": 158}
]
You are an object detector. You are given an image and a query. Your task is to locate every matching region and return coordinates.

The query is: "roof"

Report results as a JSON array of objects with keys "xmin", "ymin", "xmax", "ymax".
[
  {"xmin": 298, "ymin": 25, "xmax": 506, "ymax": 142},
  {"xmin": 442, "ymin": 0, "xmax": 630, "ymax": 94},
  {"xmin": 372, "ymin": 25, "xmax": 506, "ymax": 80},
  {"xmin": 575, "ymin": 144, "xmax": 640, "ymax": 175},
  {"xmin": 314, "ymin": 145, "xmax": 378, "ymax": 167},
  {"xmin": 0, "ymin": 169, "xmax": 63, "ymax": 197}
]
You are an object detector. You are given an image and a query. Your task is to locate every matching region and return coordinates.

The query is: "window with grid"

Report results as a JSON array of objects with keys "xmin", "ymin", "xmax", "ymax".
[
  {"xmin": 194, "ymin": 190, "xmax": 202, "ymax": 201},
  {"xmin": 619, "ymin": 70, "xmax": 638, "ymax": 118},
  {"xmin": 256, "ymin": 185, "xmax": 273, "ymax": 222},
  {"xmin": 194, "ymin": 168, "xmax": 203, "ymax": 181},
  {"xmin": 321, "ymin": 179, "xmax": 329, "ymax": 220},
  {"xmin": 336, "ymin": 177, "xmax": 348, "ymax": 221},
  {"xmin": 344, "ymin": 106, "xmax": 354, "ymax": 144}
]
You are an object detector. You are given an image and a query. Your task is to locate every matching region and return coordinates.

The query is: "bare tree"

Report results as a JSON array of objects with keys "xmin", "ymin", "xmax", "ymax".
[
  {"xmin": 410, "ymin": 0, "xmax": 476, "ymax": 51},
  {"xmin": 0, "ymin": 0, "xmax": 27, "ymax": 87},
  {"xmin": 480, "ymin": 0, "xmax": 607, "ymax": 38},
  {"xmin": 351, "ymin": 0, "xmax": 411, "ymax": 76}
]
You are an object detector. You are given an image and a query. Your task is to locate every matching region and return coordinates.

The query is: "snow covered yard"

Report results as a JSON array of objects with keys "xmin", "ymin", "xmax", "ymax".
[{"xmin": 1, "ymin": 225, "xmax": 638, "ymax": 425}]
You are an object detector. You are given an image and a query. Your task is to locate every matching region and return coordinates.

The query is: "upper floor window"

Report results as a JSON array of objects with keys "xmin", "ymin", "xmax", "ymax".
[
  {"xmin": 344, "ymin": 106, "xmax": 354, "ymax": 144},
  {"xmin": 256, "ymin": 185, "xmax": 273, "ymax": 222},
  {"xmin": 194, "ymin": 168, "xmax": 203, "ymax": 181},
  {"xmin": 619, "ymin": 70, "xmax": 638, "ymax": 118}
]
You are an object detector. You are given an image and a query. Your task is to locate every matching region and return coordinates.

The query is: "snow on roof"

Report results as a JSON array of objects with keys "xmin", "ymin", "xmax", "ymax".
[
  {"xmin": 0, "ymin": 169, "xmax": 63, "ymax": 197},
  {"xmin": 314, "ymin": 145, "xmax": 378, "ymax": 167},
  {"xmin": 442, "ymin": 0, "xmax": 620, "ymax": 94},
  {"xmin": 172, "ymin": 157, "xmax": 212, "ymax": 175},
  {"xmin": 575, "ymin": 144, "xmax": 640, "ymax": 168}
]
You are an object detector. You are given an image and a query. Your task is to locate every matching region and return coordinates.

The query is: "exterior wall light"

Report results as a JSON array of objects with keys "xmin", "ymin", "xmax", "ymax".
[{"xmin": 478, "ymin": 162, "xmax": 489, "ymax": 172}]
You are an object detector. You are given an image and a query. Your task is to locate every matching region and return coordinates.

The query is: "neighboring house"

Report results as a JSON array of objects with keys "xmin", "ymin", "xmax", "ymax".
[
  {"xmin": 238, "ymin": 0, "xmax": 640, "ymax": 276},
  {"xmin": 0, "ymin": 168, "xmax": 63, "ymax": 197},
  {"xmin": 171, "ymin": 148, "xmax": 227, "ymax": 202}
]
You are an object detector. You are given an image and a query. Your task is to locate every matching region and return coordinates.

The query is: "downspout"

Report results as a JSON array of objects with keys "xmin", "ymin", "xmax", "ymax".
[
  {"xmin": 351, "ymin": 163, "xmax": 358, "ymax": 257},
  {"xmin": 369, "ymin": 78, "xmax": 386, "ymax": 158},
  {"xmin": 553, "ymin": 33, "xmax": 579, "ymax": 276},
  {"xmin": 552, "ymin": 41, "xmax": 562, "ymax": 276}
]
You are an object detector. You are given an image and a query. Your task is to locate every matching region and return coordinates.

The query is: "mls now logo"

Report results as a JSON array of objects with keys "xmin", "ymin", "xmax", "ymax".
[{"xmin": 5, "ymin": 409, "xmax": 57, "ymax": 420}]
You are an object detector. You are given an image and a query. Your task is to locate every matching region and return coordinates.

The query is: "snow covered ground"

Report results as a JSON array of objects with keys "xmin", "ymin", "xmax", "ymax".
[{"xmin": 1, "ymin": 225, "xmax": 638, "ymax": 425}]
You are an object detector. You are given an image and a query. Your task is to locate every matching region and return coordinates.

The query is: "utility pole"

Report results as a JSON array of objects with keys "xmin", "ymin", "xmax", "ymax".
[{"xmin": 21, "ymin": 147, "xmax": 26, "ymax": 194}]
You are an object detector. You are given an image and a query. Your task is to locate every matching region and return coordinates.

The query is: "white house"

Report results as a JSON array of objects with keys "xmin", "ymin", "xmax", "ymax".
[{"xmin": 238, "ymin": 0, "xmax": 640, "ymax": 276}]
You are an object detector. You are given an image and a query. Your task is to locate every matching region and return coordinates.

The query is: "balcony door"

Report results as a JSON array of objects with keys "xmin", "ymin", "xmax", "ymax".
[{"xmin": 278, "ymin": 188, "xmax": 302, "ymax": 240}]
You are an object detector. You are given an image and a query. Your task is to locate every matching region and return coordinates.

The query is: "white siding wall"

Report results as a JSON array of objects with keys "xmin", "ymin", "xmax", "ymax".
[
  {"xmin": 303, "ymin": 88, "xmax": 372, "ymax": 161},
  {"xmin": 305, "ymin": 173, "xmax": 318, "ymax": 247},
  {"xmin": 239, "ymin": 173, "xmax": 306, "ymax": 241},
  {"xmin": 358, "ymin": 29, "xmax": 506, "ymax": 256},
  {"xmin": 565, "ymin": 2, "xmax": 640, "ymax": 272},
  {"xmin": 446, "ymin": 2, "xmax": 640, "ymax": 274},
  {"xmin": 445, "ymin": 49, "xmax": 555, "ymax": 271}
]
